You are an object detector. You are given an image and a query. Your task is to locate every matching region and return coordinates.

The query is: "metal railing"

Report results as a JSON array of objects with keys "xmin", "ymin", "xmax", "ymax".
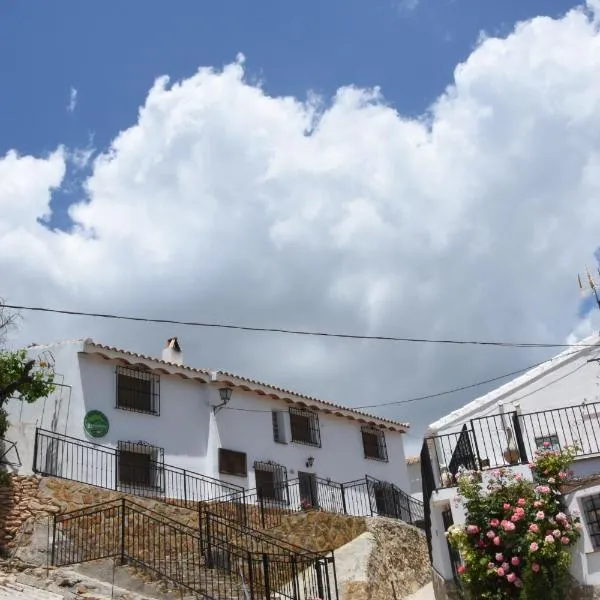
[
  {"xmin": 34, "ymin": 428, "xmax": 242, "ymax": 507},
  {"xmin": 203, "ymin": 474, "xmax": 425, "ymax": 531},
  {"xmin": 425, "ymin": 401, "xmax": 600, "ymax": 490},
  {"xmin": 52, "ymin": 498, "xmax": 338, "ymax": 600}
]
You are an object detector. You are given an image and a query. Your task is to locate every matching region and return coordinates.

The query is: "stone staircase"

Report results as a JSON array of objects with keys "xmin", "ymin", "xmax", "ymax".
[{"xmin": 0, "ymin": 576, "xmax": 64, "ymax": 600}]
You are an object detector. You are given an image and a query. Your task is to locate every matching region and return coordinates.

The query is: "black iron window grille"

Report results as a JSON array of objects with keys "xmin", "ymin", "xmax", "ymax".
[
  {"xmin": 254, "ymin": 460, "xmax": 288, "ymax": 502},
  {"xmin": 361, "ymin": 426, "xmax": 388, "ymax": 461},
  {"xmin": 218, "ymin": 448, "xmax": 248, "ymax": 477},
  {"xmin": 289, "ymin": 407, "xmax": 321, "ymax": 447},
  {"xmin": 272, "ymin": 410, "xmax": 286, "ymax": 444},
  {"xmin": 116, "ymin": 365, "xmax": 160, "ymax": 415},
  {"xmin": 117, "ymin": 440, "xmax": 164, "ymax": 491},
  {"xmin": 535, "ymin": 434, "xmax": 560, "ymax": 451},
  {"xmin": 584, "ymin": 495, "xmax": 600, "ymax": 550}
]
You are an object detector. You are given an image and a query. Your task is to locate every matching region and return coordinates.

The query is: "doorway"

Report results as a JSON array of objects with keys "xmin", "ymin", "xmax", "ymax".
[{"xmin": 298, "ymin": 471, "xmax": 319, "ymax": 508}]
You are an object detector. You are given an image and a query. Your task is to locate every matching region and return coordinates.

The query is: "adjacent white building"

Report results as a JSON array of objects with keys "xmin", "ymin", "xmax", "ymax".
[
  {"xmin": 3, "ymin": 337, "xmax": 413, "ymax": 519},
  {"xmin": 421, "ymin": 333, "xmax": 600, "ymax": 599}
]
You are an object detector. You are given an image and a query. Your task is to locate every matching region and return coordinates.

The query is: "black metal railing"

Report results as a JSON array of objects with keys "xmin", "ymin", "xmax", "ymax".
[
  {"xmin": 34, "ymin": 428, "xmax": 242, "ymax": 508},
  {"xmin": 203, "ymin": 474, "xmax": 425, "ymax": 531},
  {"xmin": 52, "ymin": 498, "xmax": 338, "ymax": 600},
  {"xmin": 425, "ymin": 401, "xmax": 600, "ymax": 490}
]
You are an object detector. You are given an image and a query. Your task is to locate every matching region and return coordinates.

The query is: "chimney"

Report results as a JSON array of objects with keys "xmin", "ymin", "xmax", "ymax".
[{"xmin": 162, "ymin": 337, "xmax": 183, "ymax": 365}]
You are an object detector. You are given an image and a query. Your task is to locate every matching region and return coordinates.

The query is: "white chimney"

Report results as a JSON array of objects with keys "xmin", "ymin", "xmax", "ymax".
[{"xmin": 162, "ymin": 337, "xmax": 183, "ymax": 365}]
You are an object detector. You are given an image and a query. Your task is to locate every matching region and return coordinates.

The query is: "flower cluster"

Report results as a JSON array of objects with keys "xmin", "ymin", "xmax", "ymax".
[{"xmin": 447, "ymin": 447, "xmax": 581, "ymax": 599}]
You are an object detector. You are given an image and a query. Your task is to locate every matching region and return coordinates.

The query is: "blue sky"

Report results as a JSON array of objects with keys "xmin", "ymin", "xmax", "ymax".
[{"xmin": 0, "ymin": 0, "xmax": 580, "ymax": 157}]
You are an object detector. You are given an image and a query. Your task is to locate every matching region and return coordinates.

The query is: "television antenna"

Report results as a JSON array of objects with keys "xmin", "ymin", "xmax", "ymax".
[{"xmin": 578, "ymin": 266, "xmax": 600, "ymax": 313}]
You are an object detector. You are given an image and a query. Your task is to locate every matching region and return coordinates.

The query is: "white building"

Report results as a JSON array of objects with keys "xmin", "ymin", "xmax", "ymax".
[
  {"xmin": 421, "ymin": 333, "xmax": 600, "ymax": 599},
  {"xmin": 3, "ymin": 337, "xmax": 415, "ymax": 522},
  {"xmin": 406, "ymin": 455, "xmax": 423, "ymax": 501}
]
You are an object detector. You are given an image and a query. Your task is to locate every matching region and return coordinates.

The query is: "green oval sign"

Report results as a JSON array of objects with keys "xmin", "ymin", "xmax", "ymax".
[{"xmin": 84, "ymin": 410, "xmax": 109, "ymax": 438}]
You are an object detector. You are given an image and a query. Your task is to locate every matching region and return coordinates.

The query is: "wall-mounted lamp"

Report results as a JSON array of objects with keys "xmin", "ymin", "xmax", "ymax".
[
  {"xmin": 214, "ymin": 387, "xmax": 233, "ymax": 414},
  {"xmin": 305, "ymin": 456, "xmax": 314, "ymax": 468}
]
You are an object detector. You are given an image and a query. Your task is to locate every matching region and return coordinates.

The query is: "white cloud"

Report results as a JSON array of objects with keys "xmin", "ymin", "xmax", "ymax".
[
  {"xmin": 67, "ymin": 87, "xmax": 78, "ymax": 113},
  {"xmin": 3, "ymin": 5, "xmax": 600, "ymax": 452}
]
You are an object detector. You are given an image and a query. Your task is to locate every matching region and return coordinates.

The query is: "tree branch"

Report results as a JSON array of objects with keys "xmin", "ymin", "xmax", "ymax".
[{"xmin": 0, "ymin": 359, "xmax": 35, "ymax": 405}]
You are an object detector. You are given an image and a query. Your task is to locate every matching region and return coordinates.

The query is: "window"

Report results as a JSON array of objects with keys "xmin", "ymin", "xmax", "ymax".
[
  {"xmin": 583, "ymin": 495, "xmax": 600, "ymax": 550},
  {"xmin": 117, "ymin": 441, "xmax": 164, "ymax": 490},
  {"xmin": 272, "ymin": 411, "xmax": 286, "ymax": 444},
  {"xmin": 362, "ymin": 426, "xmax": 388, "ymax": 462},
  {"xmin": 535, "ymin": 434, "xmax": 560, "ymax": 452},
  {"xmin": 254, "ymin": 461, "xmax": 288, "ymax": 502},
  {"xmin": 219, "ymin": 448, "xmax": 248, "ymax": 477},
  {"xmin": 289, "ymin": 407, "xmax": 321, "ymax": 447},
  {"xmin": 116, "ymin": 366, "xmax": 160, "ymax": 415}
]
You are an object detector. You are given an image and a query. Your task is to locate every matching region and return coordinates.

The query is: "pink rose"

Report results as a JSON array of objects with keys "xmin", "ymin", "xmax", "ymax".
[
  {"xmin": 544, "ymin": 534, "xmax": 555, "ymax": 544},
  {"xmin": 495, "ymin": 553, "xmax": 504, "ymax": 562},
  {"xmin": 543, "ymin": 441, "xmax": 550, "ymax": 447},
  {"xmin": 457, "ymin": 565, "xmax": 465, "ymax": 574},
  {"xmin": 514, "ymin": 507, "xmax": 525, "ymax": 516},
  {"xmin": 493, "ymin": 536, "xmax": 501, "ymax": 546},
  {"xmin": 511, "ymin": 556, "xmax": 520, "ymax": 566},
  {"xmin": 503, "ymin": 503, "xmax": 511, "ymax": 510},
  {"xmin": 507, "ymin": 573, "xmax": 517, "ymax": 583},
  {"xmin": 467, "ymin": 525, "xmax": 479, "ymax": 534},
  {"xmin": 486, "ymin": 530, "xmax": 496, "ymax": 539},
  {"xmin": 497, "ymin": 567, "xmax": 505, "ymax": 577},
  {"xmin": 553, "ymin": 529, "xmax": 561, "ymax": 538},
  {"xmin": 530, "ymin": 542, "xmax": 539, "ymax": 552},
  {"xmin": 501, "ymin": 520, "xmax": 516, "ymax": 531},
  {"xmin": 490, "ymin": 518, "xmax": 500, "ymax": 528},
  {"xmin": 536, "ymin": 511, "xmax": 545, "ymax": 520},
  {"xmin": 510, "ymin": 514, "xmax": 520, "ymax": 522},
  {"xmin": 517, "ymin": 498, "xmax": 526, "ymax": 506},
  {"xmin": 534, "ymin": 500, "xmax": 543, "ymax": 508},
  {"xmin": 555, "ymin": 512, "xmax": 567, "ymax": 522},
  {"xmin": 561, "ymin": 537, "xmax": 570, "ymax": 545},
  {"xmin": 502, "ymin": 562, "xmax": 510, "ymax": 572},
  {"xmin": 529, "ymin": 524, "xmax": 539, "ymax": 533},
  {"xmin": 559, "ymin": 471, "xmax": 567, "ymax": 479},
  {"xmin": 515, "ymin": 473, "xmax": 523, "ymax": 481},
  {"xmin": 532, "ymin": 563, "xmax": 540, "ymax": 572},
  {"xmin": 487, "ymin": 562, "xmax": 495, "ymax": 569}
]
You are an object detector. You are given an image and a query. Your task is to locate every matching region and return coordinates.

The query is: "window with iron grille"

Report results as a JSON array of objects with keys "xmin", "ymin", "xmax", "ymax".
[
  {"xmin": 362, "ymin": 426, "xmax": 388, "ymax": 462},
  {"xmin": 116, "ymin": 365, "xmax": 160, "ymax": 415},
  {"xmin": 289, "ymin": 407, "xmax": 321, "ymax": 447},
  {"xmin": 254, "ymin": 461, "xmax": 288, "ymax": 502},
  {"xmin": 117, "ymin": 441, "xmax": 164, "ymax": 490},
  {"xmin": 272, "ymin": 410, "xmax": 286, "ymax": 444},
  {"xmin": 584, "ymin": 495, "xmax": 600, "ymax": 550},
  {"xmin": 218, "ymin": 448, "xmax": 248, "ymax": 477},
  {"xmin": 535, "ymin": 434, "xmax": 560, "ymax": 452}
]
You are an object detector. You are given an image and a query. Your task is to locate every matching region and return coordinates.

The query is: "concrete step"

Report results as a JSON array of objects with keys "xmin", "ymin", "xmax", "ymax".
[{"xmin": 0, "ymin": 578, "xmax": 64, "ymax": 600}]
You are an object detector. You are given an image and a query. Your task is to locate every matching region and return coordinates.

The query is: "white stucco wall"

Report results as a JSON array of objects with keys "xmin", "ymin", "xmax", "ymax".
[
  {"xmin": 4, "ymin": 339, "xmax": 411, "ymax": 511},
  {"xmin": 407, "ymin": 460, "xmax": 423, "ymax": 499}
]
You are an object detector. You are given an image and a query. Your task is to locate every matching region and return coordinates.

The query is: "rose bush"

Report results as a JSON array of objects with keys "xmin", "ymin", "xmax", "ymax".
[{"xmin": 447, "ymin": 444, "xmax": 582, "ymax": 599}]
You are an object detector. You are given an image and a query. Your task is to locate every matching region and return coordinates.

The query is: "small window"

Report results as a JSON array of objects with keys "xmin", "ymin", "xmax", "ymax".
[
  {"xmin": 362, "ymin": 427, "xmax": 388, "ymax": 462},
  {"xmin": 117, "ymin": 441, "xmax": 164, "ymax": 490},
  {"xmin": 272, "ymin": 411, "xmax": 286, "ymax": 444},
  {"xmin": 535, "ymin": 434, "xmax": 560, "ymax": 451},
  {"xmin": 254, "ymin": 461, "xmax": 288, "ymax": 502},
  {"xmin": 116, "ymin": 366, "xmax": 160, "ymax": 415},
  {"xmin": 583, "ymin": 495, "xmax": 600, "ymax": 550},
  {"xmin": 289, "ymin": 407, "xmax": 321, "ymax": 447},
  {"xmin": 219, "ymin": 448, "xmax": 248, "ymax": 477}
]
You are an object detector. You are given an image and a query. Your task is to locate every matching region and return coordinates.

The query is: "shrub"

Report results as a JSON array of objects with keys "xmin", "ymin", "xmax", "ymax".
[{"xmin": 447, "ymin": 446, "xmax": 582, "ymax": 599}]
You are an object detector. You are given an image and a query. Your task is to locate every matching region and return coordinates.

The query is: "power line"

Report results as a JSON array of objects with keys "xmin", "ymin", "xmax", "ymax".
[
  {"xmin": 221, "ymin": 347, "xmax": 597, "ymax": 413},
  {"xmin": 4, "ymin": 303, "xmax": 599, "ymax": 349}
]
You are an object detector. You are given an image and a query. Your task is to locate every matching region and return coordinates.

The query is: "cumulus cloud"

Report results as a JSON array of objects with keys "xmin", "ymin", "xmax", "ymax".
[{"xmin": 2, "ymin": 5, "xmax": 600, "ymax": 452}]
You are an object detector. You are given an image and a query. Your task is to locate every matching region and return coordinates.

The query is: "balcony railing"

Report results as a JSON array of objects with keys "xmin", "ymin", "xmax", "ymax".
[{"xmin": 423, "ymin": 401, "xmax": 600, "ymax": 490}]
